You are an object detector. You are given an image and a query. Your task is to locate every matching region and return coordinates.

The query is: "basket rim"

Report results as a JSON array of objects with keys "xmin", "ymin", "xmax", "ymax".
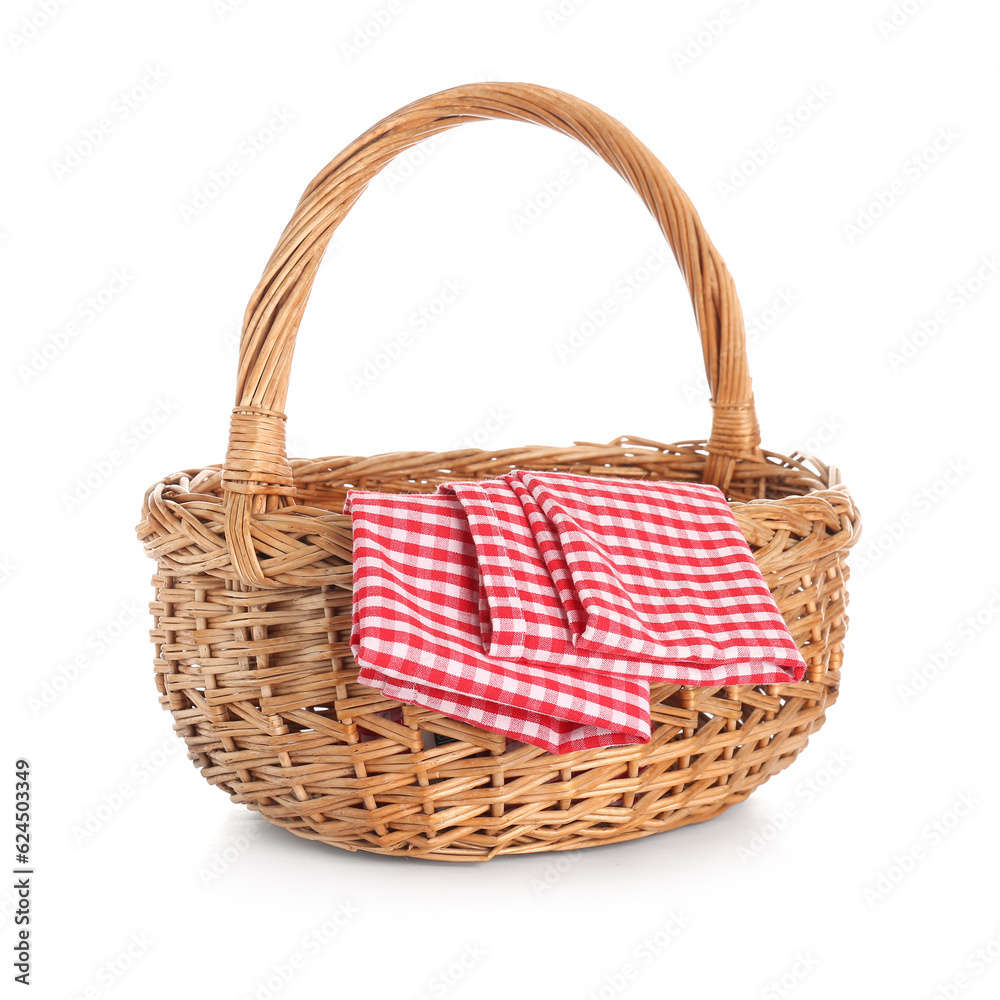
[{"xmin": 136, "ymin": 436, "xmax": 860, "ymax": 591}]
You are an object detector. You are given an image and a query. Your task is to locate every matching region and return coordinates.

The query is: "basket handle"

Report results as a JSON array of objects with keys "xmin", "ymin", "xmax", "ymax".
[{"xmin": 223, "ymin": 81, "xmax": 762, "ymax": 585}]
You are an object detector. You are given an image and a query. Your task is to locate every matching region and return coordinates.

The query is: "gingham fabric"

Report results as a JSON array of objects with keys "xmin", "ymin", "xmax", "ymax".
[{"xmin": 345, "ymin": 471, "xmax": 806, "ymax": 754}]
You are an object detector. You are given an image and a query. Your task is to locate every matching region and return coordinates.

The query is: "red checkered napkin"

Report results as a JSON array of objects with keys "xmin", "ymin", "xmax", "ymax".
[
  {"xmin": 345, "ymin": 490, "xmax": 652, "ymax": 754},
  {"xmin": 345, "ymin": 472, "xmax": 805, "ymax": 754}
]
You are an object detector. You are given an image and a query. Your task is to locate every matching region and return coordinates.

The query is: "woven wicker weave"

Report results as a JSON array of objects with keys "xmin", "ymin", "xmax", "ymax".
[{"xmin": 136, "ymin": 82, "xmax": 860, "ymax": 861}]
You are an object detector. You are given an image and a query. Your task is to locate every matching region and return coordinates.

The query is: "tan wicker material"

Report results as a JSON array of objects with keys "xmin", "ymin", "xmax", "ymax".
[{"xmin": 136, "ymin": 82, "xmax": 861, "ymax": 861}]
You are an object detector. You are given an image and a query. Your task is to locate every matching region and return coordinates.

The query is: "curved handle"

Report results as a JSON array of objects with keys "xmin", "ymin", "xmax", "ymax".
[{"xmin": 223, "ymin": 81, "xmax": 762, "ymax": 585}]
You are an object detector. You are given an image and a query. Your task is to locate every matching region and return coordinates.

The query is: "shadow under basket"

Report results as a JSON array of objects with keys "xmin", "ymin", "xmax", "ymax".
[{"xmin": 135, "ymin": 82, "xmax": 861, "ymax": 860}]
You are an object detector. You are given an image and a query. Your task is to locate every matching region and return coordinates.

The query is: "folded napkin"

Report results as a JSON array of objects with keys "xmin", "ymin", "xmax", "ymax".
[{"xmin": 345, "ymin": 471, "xmax": 805, "ymax": 754}]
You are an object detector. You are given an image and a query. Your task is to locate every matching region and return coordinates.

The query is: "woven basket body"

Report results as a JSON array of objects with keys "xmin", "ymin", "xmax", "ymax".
[{"xmin": 136, "ymin": 83, "xmax": 860, "ymax": 861}]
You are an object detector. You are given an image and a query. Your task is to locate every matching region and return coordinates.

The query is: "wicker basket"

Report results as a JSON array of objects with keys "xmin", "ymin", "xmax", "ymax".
[{"xmin": 136, "ymin": 82, "xmax": 860, "ymax": 861}]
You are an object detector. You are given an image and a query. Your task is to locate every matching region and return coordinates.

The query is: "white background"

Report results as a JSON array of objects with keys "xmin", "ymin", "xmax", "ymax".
[{"xmin": 5, "ymin": 1, "xmax": 1000, "ymax": 997}]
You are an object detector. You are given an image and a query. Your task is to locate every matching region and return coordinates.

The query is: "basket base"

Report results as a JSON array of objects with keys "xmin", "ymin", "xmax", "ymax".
[
  {"xmin": 254, "ymin": 792, "xmax": 749, "ymax": 862},
  {"xmin": 206, "ymin": 699, "xmax": 827, "ymax": 862}
]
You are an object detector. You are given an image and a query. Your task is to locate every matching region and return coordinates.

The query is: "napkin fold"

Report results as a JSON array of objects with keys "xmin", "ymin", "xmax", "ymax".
[{"xmin": 345, "ymin": 471, "xmax": 805, "ymax": 754}]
